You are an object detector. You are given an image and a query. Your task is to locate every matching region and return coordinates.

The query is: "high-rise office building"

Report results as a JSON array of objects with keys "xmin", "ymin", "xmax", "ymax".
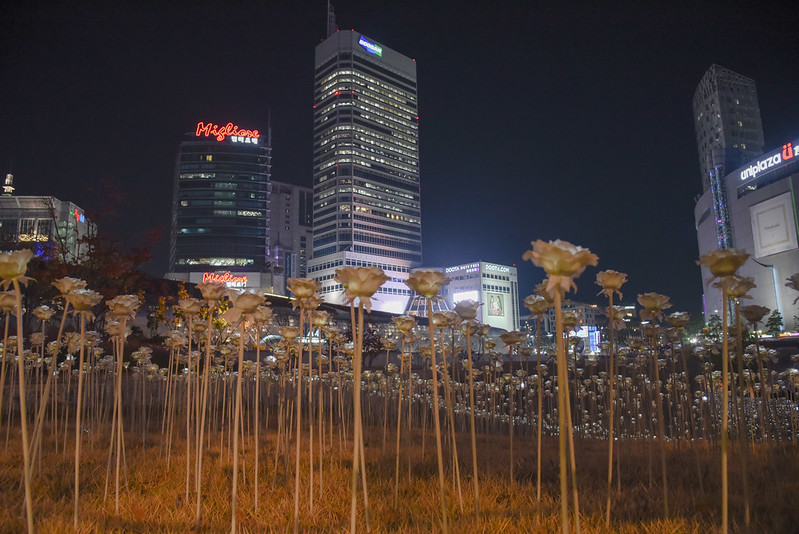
[
  {"xmin": 269, "ymin": 180, "xmax": 313, "ymax": 291},
  {"xmin": 693, "ymin": 65, "xmax": 765, "ymax": 249},
  {"xmin": 167, "ymin": 121, "xmax": 279, "ymax": 291},
  {"xmin": 693, "ymin": 65, "xmax": 765, "ymax": 192},
  {"xmin": 308, "ymin": 30, "xmax": 421, "ymax": 313}
]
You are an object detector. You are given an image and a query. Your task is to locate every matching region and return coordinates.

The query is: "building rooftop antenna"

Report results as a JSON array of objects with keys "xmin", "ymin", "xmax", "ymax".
[
  {"xmin": 326, "ymin": 0, "xmax": 338, "ymax": 38},
  {"xmin": 3, "ymin": 161, "xmax": 14, "ymax": 197}
]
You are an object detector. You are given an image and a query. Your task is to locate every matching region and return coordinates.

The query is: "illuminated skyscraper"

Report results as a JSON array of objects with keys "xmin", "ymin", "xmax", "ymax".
[
  {"xmin": 308, "ymin": 30, "xmax": 421, "ymax": 313},
  {"xmin": 693, "ymin": 65, "xmax": 765, "ymax": 250},
  {"xmin": 167, "ymin": 121, "xmax": 277, "ymax": 291},
  {"xmin": 693, "ymin": 65, "xmax": 765, "ymax": 193}
]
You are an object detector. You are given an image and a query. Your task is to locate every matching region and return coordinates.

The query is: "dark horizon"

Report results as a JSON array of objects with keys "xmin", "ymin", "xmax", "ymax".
[{"xmin": 2, "ymin": 1, "xmax": 798, "ymax": 316}]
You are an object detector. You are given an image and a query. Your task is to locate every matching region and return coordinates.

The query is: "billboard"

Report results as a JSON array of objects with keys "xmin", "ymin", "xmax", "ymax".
[
  {"xmin": 486, "ymin": 292, "xmax": 505, "ymax": 317},
  {"xmin": 749, "ymin": 191, "xmax": 798, "ymax": 258}
]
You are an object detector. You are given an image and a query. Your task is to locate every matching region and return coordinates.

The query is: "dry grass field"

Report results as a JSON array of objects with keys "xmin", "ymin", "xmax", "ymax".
[{"xmin": 1, "ymin": 421, "xmax": 796, "ymax": 533}]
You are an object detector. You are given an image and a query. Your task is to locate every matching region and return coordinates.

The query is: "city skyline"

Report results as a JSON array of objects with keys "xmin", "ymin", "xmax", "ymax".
[{"xmin": 2, "ymin": 2, "xmax": 798, "ymax": 315}]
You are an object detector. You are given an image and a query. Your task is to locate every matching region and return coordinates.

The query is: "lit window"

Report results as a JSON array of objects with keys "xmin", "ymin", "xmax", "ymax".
[{"xmin": 205, "ymin": 155, "xmax": 213, "ymax": 162}]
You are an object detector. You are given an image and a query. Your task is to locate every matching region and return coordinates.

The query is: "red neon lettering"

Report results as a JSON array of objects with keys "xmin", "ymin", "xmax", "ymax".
[
  {"xmin": 195, "ymin": 121, "xmax": 260, "ymax": 142},
  {"xmin": 783, "ymin": 143, "xmax": 794, "ymax": 160},
  {"xmin": 202, "ymin": 272, "xmax": 248, "ymax": 285}
]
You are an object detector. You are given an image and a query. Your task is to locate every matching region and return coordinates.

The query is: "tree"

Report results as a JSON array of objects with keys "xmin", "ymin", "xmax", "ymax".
[
  {"xmin": 765, "ymin": 309, "xmax": 784, "ymax": 337},
  {"xmin": 705, "ymin": 314, "xmax": 722, "ymax": 341}
]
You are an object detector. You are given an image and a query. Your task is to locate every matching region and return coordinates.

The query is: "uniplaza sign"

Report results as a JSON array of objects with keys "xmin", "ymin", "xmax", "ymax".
[{"xmin": 739, "ymin": 141, "xmax": 797, "ymax": 182}]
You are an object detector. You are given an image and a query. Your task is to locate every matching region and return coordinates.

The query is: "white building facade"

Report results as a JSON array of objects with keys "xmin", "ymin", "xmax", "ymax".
[
  {"xmin": 442, "ymin": 261, "xmax": 520, "ymax": 331},
  {"xmin": 695, "ymin": 137, "xmax": 799, "ymax": 326}
]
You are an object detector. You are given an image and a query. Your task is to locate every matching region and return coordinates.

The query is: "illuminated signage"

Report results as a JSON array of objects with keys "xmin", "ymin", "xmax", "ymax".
[
  {"xmin": 73, "ymin": 208, "xmax": 85, "ymax": 223},
  {"xmin": 739, "ymin": 140, "xmax": 798, "ymax": 182},
  {"xmin": 202, "ymin": 272, "xmax": 248, "ymax": 287},
  {"xmin": 195, "ymin": 122, "xmax": 260, "ymax": 143},
  {"xmin": 445, "ymin": 263, "xmax": 479, "ymax": 274},
  {"xmin": 358, "ymin": 36, "xmax": 383, "ymax": 57},
  {"xmin": 485, "ymin": 263, "xmax": 510, "ymax": 273}
]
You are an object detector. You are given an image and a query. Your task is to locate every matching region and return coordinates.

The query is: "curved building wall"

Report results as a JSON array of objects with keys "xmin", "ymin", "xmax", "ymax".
[{"xmin": 695, "ymin": 138, "xmax": 799, "ymax": 328}]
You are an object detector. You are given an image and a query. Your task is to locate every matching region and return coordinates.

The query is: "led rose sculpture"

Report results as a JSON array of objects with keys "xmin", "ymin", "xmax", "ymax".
[
  {"xmin": 66, "ymin": 289, "xmax": 103, "ymax": 319},
  {"xmin": 392, "ymin": 315, "xmax": 417, "ymax": 335},
  {"xmin": 453, "ymin": 299, "xmax": 480, "ymax": 321},
  {"xmin": 106, "ymin": 294, "xmax": 141, "ymax": 320},
  {"xmin": 697, "ymin": 248, "xmax": 749, "ymax": 283},
  {"xmin": 178, "ymin": 297, "xmax": 202, "ymax": 316},
  {"xmin": 334, "ymin": 266, "xmax": 390, "ymax": 311},
  {"xmin": 740, "ymin": 304, "xmax": 770, "ymax": 325},
  {"xmin": 0, "ymin": 249, "xmax": 34, "ymax": 288},
  {"xmin": 197, "ymin": 281, "xmax": 226, "ymax": 302},
  {"xmin": 667, "ymin": 311, "xmax": 690, "ymax": 329},
  {"xmin": 637, "ymin": 292, "xmax": 672, "ymax": 322},
  {"xmin": 596, "ymin": 269, "xmax": 628, "ymax": 300},
  {"xmin": 221, "ymin": 289, "xmax": 266, "ymax": 323},
  {"xmin": 523, "ymin": 239, "xmax": 598, "ymax": 295},
  {"xmin": 287, "ymin": 277, "xmax": 321, "ymax": 310},
  {"xmin": 53, "ymin": 277, "xmax": 87, "ymax": 296},
  {"xmin": 405, "ymin": 269, "xmax": 450, "ymax": 299}
]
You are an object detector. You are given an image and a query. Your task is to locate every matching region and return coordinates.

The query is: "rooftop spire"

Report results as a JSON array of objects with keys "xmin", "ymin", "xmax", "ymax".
[{"xmin": 326, "ymin": 0, "xmax": 338, "ymax": 38}]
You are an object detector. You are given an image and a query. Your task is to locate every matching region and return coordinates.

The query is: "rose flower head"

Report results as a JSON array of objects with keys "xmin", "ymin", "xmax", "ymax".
[
  {"xmin": 499, "ymin": 330, "xmax": 526, "ymax": 346},
  {"xmin": 719, "ymin": 275, "xmax": 755, "ymax": 299},
  {"xmin": 106, "ymin": 294, "xmax": 142, "ymax": 319},
  {"xmin": 523, "ymin": 239, "xmax": 598, "ymax": 295},
  {"xmin": 221, "ymin": 289, "xmax": 266, "ymax": 323},
  {"xmin": 453, "ymin": 299, "xmax": 480, "ymax": 321},
  {"xmin": 280, "ymin": 326, "xmax": 300, "ymax": 341},
  {"xmin": 637, "ymin": 292, "xmax": 672, "ymax": 322},
  {"xmin": 178, "ymin": 297, "xmax": 202, "ymax": 316},
  {"xmin": 392, "ymin": 315, "xmax": 417, "ymax": 335},
  {"xmin": 197, "ymin": 281, "xmax": 226, "ymax": 302},
  {"xmin": 251, "ymin": 305, "xmax": 273, "ymax": 325},
  {"xmin": 33, "ymin": 305, "xmax": 55, "ymax": 321},
  {"xmin": 310, "ymin": 310, "xmax": 330, "ymax": 328},
  {"xmin": 66, "ymin": 289, "xmax": 103, "ymax": 319},
  {"xmin": 287, "ymin": 277, "xmax": 320, "ymax": 300},
  {"xmin": 287, "ymin": 277, "xmax": 321, "ymax": 309},
  {"xmin": 595, "ymin": 269, "xmax": 628, "ymax": 300},
  {"xmin": 334, "ymin": 266, "xmax": 389, "ymax": 311},
  {"xmin": 0, "ymin": 291, "xmax": 16, "ymax": 312},
  {"xmin": 53, "ymin": 277, "xmax": 87, "ymax": 297},
  {"xmin": 666, "ymin": 311, "xmax": 690, "ymax": 329},
  {"xmin": 740, "ymin": 304, "xmax": 770, "ymax": 325},
  {"xmin": 697, "ymin": 249, "xmax": 749, "ymax": 282},
  {"xmin": 523, "ymin": 294, "xmax": 550, "ymax": 316},
  {"xmin": 405, "ymin": 269, "xmax": 450, "ymax": 299},
  {"xmin": 0, "ymin": 249, "xmax": 34, "ymax": 288}
]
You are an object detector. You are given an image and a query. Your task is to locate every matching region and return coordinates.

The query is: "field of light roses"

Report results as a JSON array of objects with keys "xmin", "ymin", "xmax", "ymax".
[{"xmin": 0, "ymin": 242, "xmax": 797, "ymax": 533}]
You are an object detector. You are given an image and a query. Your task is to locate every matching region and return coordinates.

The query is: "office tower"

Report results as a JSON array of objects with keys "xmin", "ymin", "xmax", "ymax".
[
  {"xmin": 308, "ymin": 30, "xmax": 421, "ymax": 313},
  {"xmin": 269, "ymin": 180, "xmax": 313, "ymax": 290},
  {"xmin": 168, "ymin": 121, "xmax": 277, "ymax": 290},
  {"xmin": 693, "ymin": 65, "xmax": 765, "ymax": 192},
  {"xmin": 693, "ymin": 65, "xmax": 765, "ymax": 249}
]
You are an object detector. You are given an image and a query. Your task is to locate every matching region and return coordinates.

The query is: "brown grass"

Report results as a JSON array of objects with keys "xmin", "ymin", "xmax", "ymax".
[{"xmin": 0, "ymin": 423, "xmax": 797, "ymax": 533}]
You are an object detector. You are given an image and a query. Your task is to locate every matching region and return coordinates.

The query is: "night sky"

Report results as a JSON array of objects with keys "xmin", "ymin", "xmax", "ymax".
[{"xmin": 2, "ymin": 1, "xmax": 798, "ymax": 316}]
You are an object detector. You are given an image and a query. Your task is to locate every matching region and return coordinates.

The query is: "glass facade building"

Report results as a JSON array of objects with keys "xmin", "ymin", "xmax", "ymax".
[
  {"xmin": 168, "ymin": 122, "xmax": 274, "ymax": 289},
  {"xmin": 309, "ymin": 31, "xmax": 421, "ymax": 313}
]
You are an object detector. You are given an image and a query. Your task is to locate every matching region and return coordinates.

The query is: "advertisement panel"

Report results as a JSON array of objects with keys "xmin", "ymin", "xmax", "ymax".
[
  {"xmin": 486, "ymin": 292, "xmax": 505, "ymax": 317},
  {"xmin": 750, "ymin": 191, "xmax": 798, "ymax": 258}
]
